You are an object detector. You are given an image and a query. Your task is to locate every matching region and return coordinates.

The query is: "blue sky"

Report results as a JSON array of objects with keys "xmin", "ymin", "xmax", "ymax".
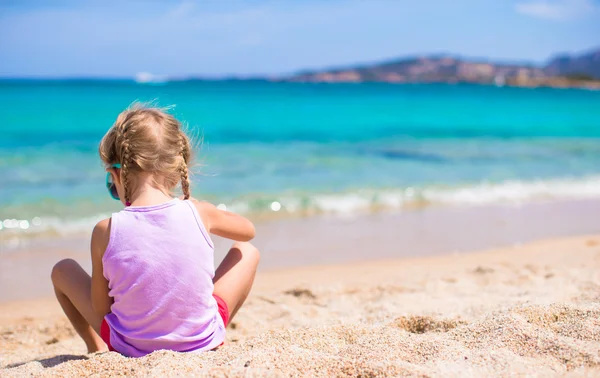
[{"xmin": 1, "ymin": 0, "xmax": 599, "ymax": 77}]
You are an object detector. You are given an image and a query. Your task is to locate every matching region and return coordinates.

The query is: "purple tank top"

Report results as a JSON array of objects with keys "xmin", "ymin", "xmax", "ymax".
[{"xmin": 102, "ymin": 199, "xmax": 225, "ymax": 357}]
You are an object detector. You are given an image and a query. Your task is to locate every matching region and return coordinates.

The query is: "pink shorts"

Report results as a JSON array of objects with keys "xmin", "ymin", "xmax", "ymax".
[
  {"xmin": 100, "ymin": 317, "xmax": 115, "ymax": 352},
  {"xmin": 213, "ymin": 294, "xmax": 230, "ymax": 327},
  {"xmin": 100, "ymin": 294, "xmax": 230, "ymax": 352}
]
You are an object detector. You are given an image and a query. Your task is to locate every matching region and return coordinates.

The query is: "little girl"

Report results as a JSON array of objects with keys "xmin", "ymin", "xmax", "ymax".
[{"xmin": 51, "ymin": 105, "xmax": 259, "ymax": 357}]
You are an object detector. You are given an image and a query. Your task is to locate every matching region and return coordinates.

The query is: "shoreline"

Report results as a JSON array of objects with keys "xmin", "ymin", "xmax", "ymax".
[
  {"xmin": 5, "ymin": 174, "xmax": 600, "ymax": 243},
  {"xmin": 2, "ymin": 233, "xmax": 599, "ymax": 376},
  {"xmin": 1, "ymin": 197, "xmax": 599, "ymax": 303}
]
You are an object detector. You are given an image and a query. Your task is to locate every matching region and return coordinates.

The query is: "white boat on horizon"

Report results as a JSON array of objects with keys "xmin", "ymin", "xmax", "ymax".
[
  {"xmin": 134, "ymin": 72, "xmax": 168, "ymax": 84},
  {"xmin": 494, "ymin": 74, "xmax": 506, "ymax": 87}
]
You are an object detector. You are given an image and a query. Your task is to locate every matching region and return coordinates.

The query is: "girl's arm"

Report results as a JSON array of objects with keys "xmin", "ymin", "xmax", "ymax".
[
  {"xmin": 91, "ymin": 218, "xmax": 113, "ymax": 317},
  {"xmin": 194, "ymin": 201, "xmax": 255, "ymax": 241}
]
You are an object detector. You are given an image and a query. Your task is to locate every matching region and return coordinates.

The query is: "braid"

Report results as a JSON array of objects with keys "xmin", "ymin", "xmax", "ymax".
[
  {"xmin": 179, "ymin": 133, "xmax": 191, "ymax": 200},
  {"xmin": 116, "ymin": 117, "xmax": 133, "ymax": 205},
  {"xmin": 121, "ymin": 138, "xmax": 132, "ymax": 205}
]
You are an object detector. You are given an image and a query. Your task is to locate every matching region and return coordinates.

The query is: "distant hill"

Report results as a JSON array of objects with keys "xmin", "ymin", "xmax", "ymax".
[
  {"xmin": 544, "ymin": 49, "xmax": 600, "ymax": 79},
  {"xmin": 282, "ymin": 47, "xmax": 600, "ymax": 89}
]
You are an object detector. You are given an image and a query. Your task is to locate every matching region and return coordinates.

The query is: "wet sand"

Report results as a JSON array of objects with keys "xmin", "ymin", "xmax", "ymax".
[{"xmin": 1, "ymin": 198, "xmax": 600, "ymax": 302}]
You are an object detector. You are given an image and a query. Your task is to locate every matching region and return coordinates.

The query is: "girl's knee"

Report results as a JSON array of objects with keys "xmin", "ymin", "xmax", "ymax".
[
  {"xmin": 232, "ymin": 242, "xmax": 260, "ymax": 264},
  {"xmin": 51, "ymin": 258, "xmax": 80, "ymax": 283}
]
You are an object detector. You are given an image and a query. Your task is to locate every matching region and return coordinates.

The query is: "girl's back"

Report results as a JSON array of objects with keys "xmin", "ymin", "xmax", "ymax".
[{"xmin": 104, "ymin": 199, "xmax": 225, "ymax": 356}]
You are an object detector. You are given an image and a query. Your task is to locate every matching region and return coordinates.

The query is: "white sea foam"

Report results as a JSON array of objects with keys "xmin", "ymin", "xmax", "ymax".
[
  {"xmin": 421, "ymin": 177, "xmax": 600, "ymax": 206},
  {"xmin": 2, "ymin": 177, "xmax": 600, "ymax": 240}
]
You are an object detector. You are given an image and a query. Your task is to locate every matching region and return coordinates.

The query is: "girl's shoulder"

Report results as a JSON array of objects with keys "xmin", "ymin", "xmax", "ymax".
[
  {"xmin": 188, "ymin": 198, "xmax": 255, "ymax": 242},
  {"xmin": 188, "ymin": 198, "xmax": 215, "ymax": 230}
]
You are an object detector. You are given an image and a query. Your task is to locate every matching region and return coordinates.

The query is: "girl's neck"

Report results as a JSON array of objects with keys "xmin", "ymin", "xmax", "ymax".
[{"xmin": 128, "ymin": 175, "xmax": 173, "ymax": 207}]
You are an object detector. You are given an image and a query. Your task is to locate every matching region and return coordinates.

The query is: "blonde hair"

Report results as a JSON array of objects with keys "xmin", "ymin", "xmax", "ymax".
[{"xmin": 99, "ymin": 104, "xmax": 193, "ymax": 204}]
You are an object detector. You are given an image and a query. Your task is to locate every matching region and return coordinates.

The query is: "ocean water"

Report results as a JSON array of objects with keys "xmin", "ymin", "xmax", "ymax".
[{"xmin": 1, "ymin": 80, "xmax": 600, "ymax": 238}]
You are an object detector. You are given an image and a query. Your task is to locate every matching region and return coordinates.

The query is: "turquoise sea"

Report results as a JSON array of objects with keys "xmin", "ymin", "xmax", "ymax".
[{"xmin": 1, "ymin": 80, "xmax": 600, "ymax": 238}]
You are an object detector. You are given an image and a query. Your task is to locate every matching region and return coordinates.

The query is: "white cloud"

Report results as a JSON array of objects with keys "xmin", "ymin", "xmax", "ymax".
[{"xmin": 515, "ymin": 0, "xmax": 599, "ymax": 21}]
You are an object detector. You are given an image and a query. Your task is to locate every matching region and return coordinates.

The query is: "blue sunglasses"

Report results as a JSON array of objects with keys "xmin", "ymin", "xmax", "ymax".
[{"xmin": 106, "ymin": 163, "xmax": 121, "ymax": 200}]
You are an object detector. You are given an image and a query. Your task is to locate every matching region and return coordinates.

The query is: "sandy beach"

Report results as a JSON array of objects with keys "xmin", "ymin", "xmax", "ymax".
[{"xmin": 2, "ymin": 227, "xmax": 600, "ymax": 377}]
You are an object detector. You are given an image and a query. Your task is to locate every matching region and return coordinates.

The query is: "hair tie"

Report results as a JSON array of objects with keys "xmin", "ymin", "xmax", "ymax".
[{"xmin": 126, "ymin": 201, "xmax": 131, "ymax": 207}]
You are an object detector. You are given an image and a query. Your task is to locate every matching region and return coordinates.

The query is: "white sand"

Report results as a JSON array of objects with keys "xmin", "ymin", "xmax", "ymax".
[{"xmin": 1, "ymin": 235, "xmax": 600, "ymax": 377}]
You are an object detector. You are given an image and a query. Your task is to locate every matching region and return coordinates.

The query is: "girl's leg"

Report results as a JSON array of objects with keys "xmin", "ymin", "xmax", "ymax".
[
  {"xmin": 213, "ymin": 242, "xmax": 260, "ymax": 323},
  {"xmin": 51, "ymin": 258, "xmax": 107, "ymax": 353}
]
